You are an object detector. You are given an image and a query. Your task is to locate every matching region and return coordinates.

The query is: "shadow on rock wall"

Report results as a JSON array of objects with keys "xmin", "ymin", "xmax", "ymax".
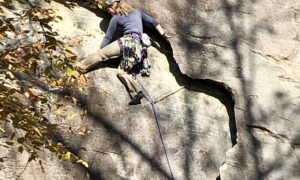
[
  {"xmin": 47, "ymin": 0, "xmax": 238, "ymax": 179},
  {"xmin": 36, "ymin": 0, "xmax": 238, "ymax": 179},
  {"xmin": 165, "ymin": 0, "xmax": 299, "ymax": 179},
  {"xmin": 10, "ymin": 0, "xmax": 299, "ymax": 179}
]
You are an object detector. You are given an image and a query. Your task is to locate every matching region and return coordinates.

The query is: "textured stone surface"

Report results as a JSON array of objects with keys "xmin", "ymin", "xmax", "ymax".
[
  {"xmin": 0, "ymin": 1, "xmax": 234, "ymax": 180},
  {"xmin": 129, "ymin": 0, "xmax": 300, "ymax": 179},
  {"xmin": 1, "ymin": 0, "xmax": 299, "ymax": 179}
]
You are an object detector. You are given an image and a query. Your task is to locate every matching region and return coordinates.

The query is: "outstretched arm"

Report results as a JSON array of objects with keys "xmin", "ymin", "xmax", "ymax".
[
  {"xmin": 140, "ymin": 10, "xmax": 159, "ymax": 28},
  {"xmin": 140, "ymin": 10, "xmax": 170, "ymax": 39},
  {"xmin": 100, "ymin": 16, "xmax": 118, "ymax": 49}
]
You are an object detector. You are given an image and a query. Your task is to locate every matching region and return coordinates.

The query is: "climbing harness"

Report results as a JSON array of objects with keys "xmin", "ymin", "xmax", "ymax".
[
  {"xmin": 133, "ymin": 74, "xmax": 175, "ymax": 180},
  {"xmin": 119, "ymin": 33, "xmax": 151, "ymax": 76}
]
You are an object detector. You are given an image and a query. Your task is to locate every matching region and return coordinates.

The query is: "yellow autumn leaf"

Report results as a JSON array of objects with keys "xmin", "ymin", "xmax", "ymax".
[
  {"xmin": 33, "ymin": 127, "xmax": 43, "ymax": 137},
  {"xmin": 77, "ymin": 160, "xmax": 89, "ymax": 168},
  {"xmin": 66, "ymin": 112, "xmax": 76, "ymax": 120},
  {"xmin": 65, "ymin": 47, "xmax": 75, "ymax": 55},
  {"xmin": 66, "ymin": 67, "xmax": 74, "ymax": 77},
  {"xmin": 0, "ymin": 127, "xmax": 5, "ymax": 133},
  {"xmin": 72, "ymin": 97, "xmax": 78, "ymax": 105},
  {"xmin": 62, "ymin": 151, "xmax": 71, "ymax": 161}
]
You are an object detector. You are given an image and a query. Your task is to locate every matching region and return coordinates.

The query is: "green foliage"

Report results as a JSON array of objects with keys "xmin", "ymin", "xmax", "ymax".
[{"xmin": 0, "ymin": 0, "xmax": 88, "ymax": 167}]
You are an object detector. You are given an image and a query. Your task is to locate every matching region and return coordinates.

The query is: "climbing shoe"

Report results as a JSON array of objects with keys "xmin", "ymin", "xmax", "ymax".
[{"xmin": 129, "ymin": 91, "xmax": 144, "ymax": 105}]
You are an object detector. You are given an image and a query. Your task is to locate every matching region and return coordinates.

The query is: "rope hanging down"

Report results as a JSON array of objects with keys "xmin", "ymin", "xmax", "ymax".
[{"xmin": 133, "ymin": 75, "xmax": 175, "ymax": 180}]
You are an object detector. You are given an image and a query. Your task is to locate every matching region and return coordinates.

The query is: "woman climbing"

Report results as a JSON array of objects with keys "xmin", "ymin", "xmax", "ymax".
[{"xmin": 77, "ymin": 0, "xmax": 170, "ymax": 105}]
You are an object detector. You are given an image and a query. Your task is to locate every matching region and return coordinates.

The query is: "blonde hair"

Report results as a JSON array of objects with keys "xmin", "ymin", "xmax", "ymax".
[{"xmin": 115, "ymin": 2, "xmax": 134, "ymax": 16}]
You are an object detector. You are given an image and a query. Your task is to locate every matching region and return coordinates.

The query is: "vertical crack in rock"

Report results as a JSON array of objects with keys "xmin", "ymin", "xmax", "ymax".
[
  {"xmin": 147, "ymin": 29, "xmax": 238, "ymax": 179},
  {"xmin": 0, "ymin": 1, "xmax": 240, "ymax": 179}
]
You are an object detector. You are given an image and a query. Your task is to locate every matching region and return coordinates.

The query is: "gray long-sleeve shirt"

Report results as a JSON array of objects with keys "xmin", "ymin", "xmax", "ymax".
[{"xmin": 100, "ymin": 9, "xmax": 159, "ymax": 48}]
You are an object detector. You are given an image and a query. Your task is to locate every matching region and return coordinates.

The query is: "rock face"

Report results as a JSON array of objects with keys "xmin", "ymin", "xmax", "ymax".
[
  {"xmin": 1, "ymin": 0, "xmax": 299, "ymax": 180},
  {"xmin": 130, "ymin": 0, "xmax": 300, "ymax": 179}
]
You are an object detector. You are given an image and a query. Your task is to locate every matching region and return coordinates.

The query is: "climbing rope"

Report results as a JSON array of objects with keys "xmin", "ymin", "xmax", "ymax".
[{"xmin": 133, "ymin": 74, "xmax": 175, "ymax": 180}]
